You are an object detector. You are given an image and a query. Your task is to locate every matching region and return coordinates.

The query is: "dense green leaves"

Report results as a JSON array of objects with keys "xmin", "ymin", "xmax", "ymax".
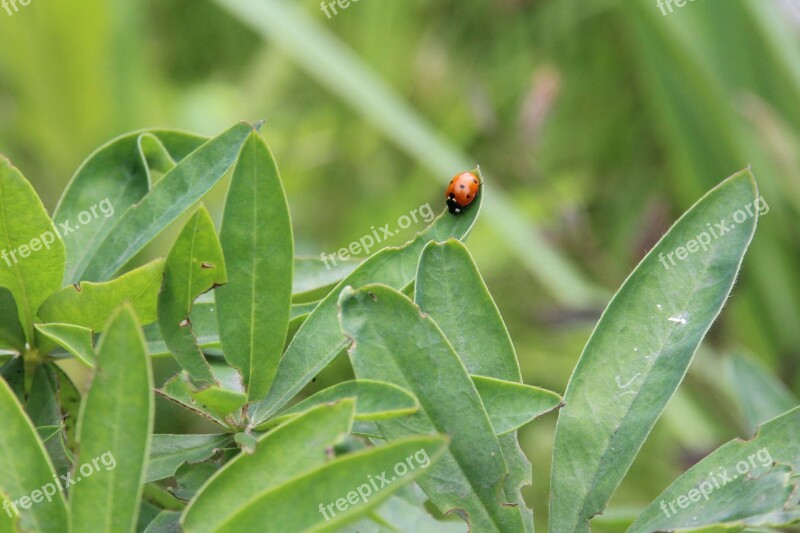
[
  {"xmin": 54, "ymin": 130, "xmax": 207, "ymax": 284},
  {"xmin": 2, "ymin": 119, "xmax": 788, "ymax": 533},
  {"xmin": 79, "ymin": 123, "xmax": 256, "ymax": 282},
  {"xmin": 0, "ymin": 375, "xmax": 68, "ymax": 532},
  {"xmin": 158, "ymin": 377, "xmax": 226, "ymax": 428},
  {"xmin": 69, "ymin": 305, "xmax": 154, "ymax": 533},
  {"xmin": 158, "ymin": 206, "xmax": 227, "ymax": 383},
  {"xmin": 631, "ymin": 407, "xmax": 800, "ymax": 531},
  {"xmin": 146, "ymin": 299, "xmax": 220, "ymax": 357},
  {"xmin": 414, "ymin": 239, "xmax": 540, "ymax": 530},
  {"xmin": 212, "ymin": 435, "xmax": 448, "ymax": 532},
  {"xmin": 260, "ymin": 380, "xmax": 419, "ymax": 430},
  {"xmin": 549, "ymin": 169, "xmax": 760, "ymax": 533},
  {"xmin": 146, "ymin": 434, "xmax": 232, "ymax": 483},
  {"xmin": 158, "ymin": 360, "xmax": 247, "ymax": 428},
  {"xmin": 38, "ymin": 259, "xmax": 165, "ymax": 330},
  {"xmin": 339, "ymin": 284, "xmax": 523, "ymax": 532},
  {"xmin": 0, "ymin": 158, "xmax": 66, "ymax": 343},
  {"xmin": 252, "ymin": 172, "xmax": 483, "ymax": 423},
  {"xmin": 182, "ymin": 401, "xmax": 355, "ymax": 532},
  {"xmin": 217, "ymin": 132, "xmax": 293, "ymax": 402}
]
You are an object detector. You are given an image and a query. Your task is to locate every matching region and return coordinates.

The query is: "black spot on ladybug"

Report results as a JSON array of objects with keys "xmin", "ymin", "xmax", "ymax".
[{"xmin": 459, "ymin": 184, "xmax": 465, "ymax": 189}]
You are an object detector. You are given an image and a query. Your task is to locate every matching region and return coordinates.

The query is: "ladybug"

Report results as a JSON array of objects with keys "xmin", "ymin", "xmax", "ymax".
[{"xmin": 445, "ymin": 171, "xmax": 480, "ymax": 215}]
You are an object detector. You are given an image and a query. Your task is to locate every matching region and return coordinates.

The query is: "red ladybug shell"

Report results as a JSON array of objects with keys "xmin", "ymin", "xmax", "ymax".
[{"xmin": 445, "ymin": 172, "xmax": 480, "ymax": 215}]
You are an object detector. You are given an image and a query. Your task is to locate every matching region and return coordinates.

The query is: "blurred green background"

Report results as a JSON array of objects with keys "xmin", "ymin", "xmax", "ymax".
[{"xmin": 1, "ymin": 0, "xmax": 799, "ymax": 529}]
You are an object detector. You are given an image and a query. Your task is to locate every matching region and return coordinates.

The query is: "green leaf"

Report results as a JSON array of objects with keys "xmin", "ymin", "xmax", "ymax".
[
  {"xmin": 549, "ymin": 169, "xmax": 761, "ymax": 533},
  {"xmin": 284, "ymin": 310, "xmax": 310, "ymax": 350},
  {"xmin": 258, "ymin": 379, "xmax": 420, "ymax": 430},
  {"xmin": 25, "ymin": 365, "xmax": 71, "ymax": 477},
  {"xmin": 217, "ymin": 131, "xmax": 293, "ymax": 401},
  {"xmin": 365, "ymin": 487, "xmax": 468, "ymax": 533},
  {"xmin": 38, "ymin": 259, "xmax": 165, "ymax": 331},
  {"xmin": 726, "ymin": 352, "xmax": 798, "ymax": 435},
  {"xmin": 415, "ymin": 239, "xmax": 522, "ymax": 381},
  {"xmin": 142, "ymin": 510, "xmax": 182, "ymax": 533},
  {"xmin": 182, "ymin": 401, "xmax": 355, "ymax": 532},
  {"xmin": 146, "ymin": 434, "xmax": 232, "ymax": 483},
  {"xmin": 54, "ymin": 130, "xmax": 207, "ymax": 284},
  {"xmin": 157, "ymin": 360, "xmax": 246, "ymax": 429},
  {"xmin": 158, "ymin": 206, "xmax": 226, "ymax": 383},
  {"xmin": 141, "ymin": 484, "xmax": 185, "ymax": 513},
  {"xmin": 292, "ymin": 256, "xmax": 359, "ymax": 303},
  {"xmin": 472, "ymin": 376, "xmax": 562, "ymax": 435},
  {"xmin": 0, "ymin": 494, "xmax": 19, "ymax": 533},
  {"xmin": 631, "ymin": 407, "xmax": 800, "ymax": 532},
  {"xmin": 79, "ymin": 122, "xmax": 257, "ymax": 282},
  {"xmin": 414, "ymin": 239, "xmax": 535, "ymax": 529},
  {"xmin": 69, "ymin": 305, "xmax": 154, "ymax": 533},
  {"xmin": 50, "ymin": 365, "xmax": 81, "ymax": 452},
  {"xmin": 171, "ymin": 463, "xmax": 220, "ymax": 502},
  {"xmin": 138, "ymin": 133, "xmax": 178, "ymax": 176},
  {"xmin": 212, "ymin": 436, "xmax": 448, "ymax": 532},
  {"xmin": 233, "ymin": 432, "xmax": 258, "ymax": 454},
  {"xmin": 0, "ymin": 357, "xmax": 24, "ymax": 400},
  {"xmin": 34, "ymin": 323, "xmax": 96, "ymax": 368},
  {"xmin": 0, "ymin": 157, "xmax": 66, "ymax": 343},
  {"xmin": 252, "ymin": 171, "xmax": 483, "ymax": 423},
  {"xmin": 145, "ymin": 282, "xmax": 343, "ymax": 358},
  {"xmin": 145, "ymin": 299, "xmax": 220, "ymax": 357},
  {"xmin": 0, "ymin": 370, "xmax": 68, "ymax": 532},
  {"xmin": 187, "ymin": 379, "xmax": 247, "ymax": 419},
  {"xmin": 339, "ymin": 284, "xmax": 523, "ymax": 532},
  {"xmin": 347, "ymin": 378, "xmax": 560, "ymax": 440},
  {"xmin": 0, "ymin": 288, "xmax": 24, "ymax": 351},
  {"xmin": 158, "ymin": 375, "xmax": 228, "ymax": 429}
]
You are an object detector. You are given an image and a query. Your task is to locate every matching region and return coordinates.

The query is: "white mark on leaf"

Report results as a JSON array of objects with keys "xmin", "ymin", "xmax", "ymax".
[{"xmin": 668, "ymin": 312, "xmax": 689, "ymax": 325}]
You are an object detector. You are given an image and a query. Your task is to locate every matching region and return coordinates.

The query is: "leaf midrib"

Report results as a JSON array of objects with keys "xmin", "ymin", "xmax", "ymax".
[{"xmin": 247, "ymin": 137, "xmax": 259, "ymax": 394}]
